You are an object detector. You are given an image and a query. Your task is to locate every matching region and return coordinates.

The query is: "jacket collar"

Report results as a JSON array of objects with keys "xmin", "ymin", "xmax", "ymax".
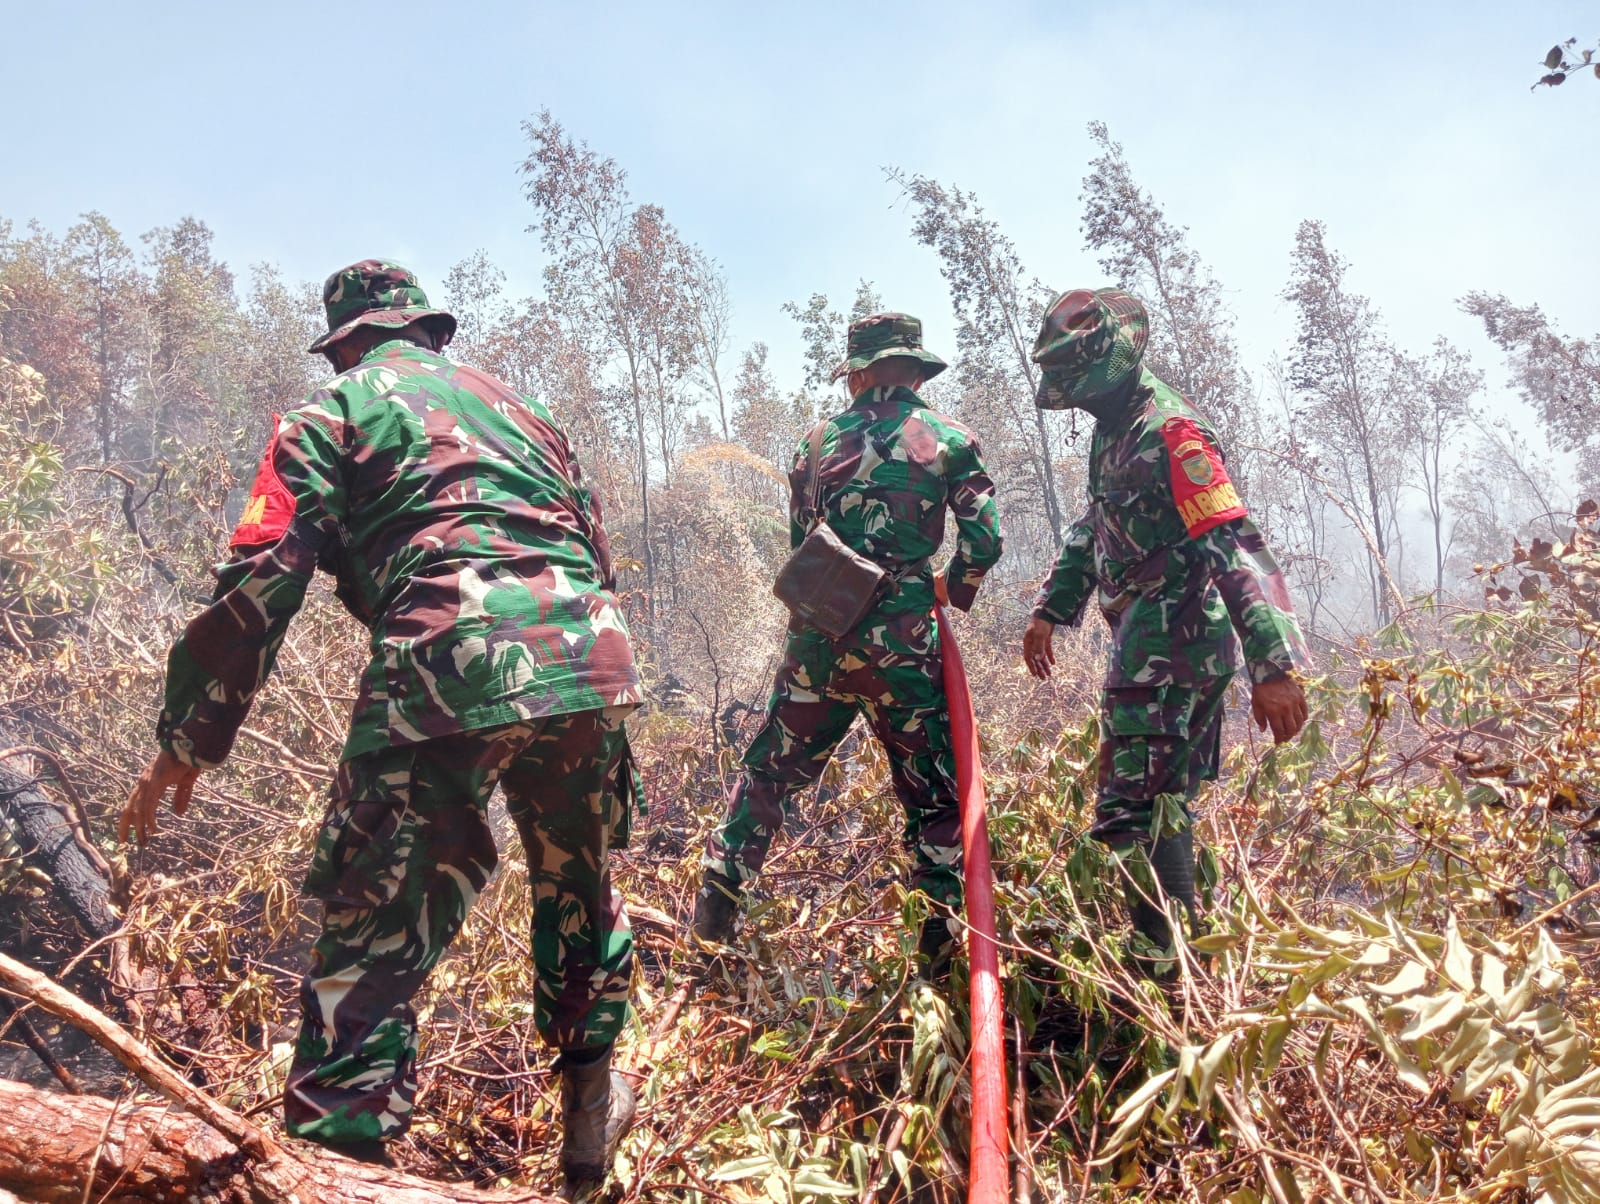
[
  {"xmin": 849, "ymin": 384, "xmax": 926, "ymax": 411},
  {"xmin": 1090, "ymin": 369, "xmax": 1157, "ymax": 433},
  {"xmin": 360, "ymin": 337, "xmax": 429, "ymax": 365}
]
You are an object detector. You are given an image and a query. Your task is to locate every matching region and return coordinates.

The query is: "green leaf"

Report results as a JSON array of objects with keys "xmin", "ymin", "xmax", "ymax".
[
  {"xmin": 1288, "ymin": 951, "xmax": 1356, "ymax": 1005},
  {"xmin": 790, "ymin": 1166, "xmax": 858, "ymax": 1197},
  {"xmin": 1478, "ymin": 951, "xmax": 1508, "ymax": 1015},
  {"xmin": 1352, "ymin": 941, "xmax": 1393, "ymax": 968},
  {"xmin": 1313, "ymin": 1023, "xmax": 1334, "ymax": 1082},
  {"xmin": 764, "ymin": 1169, "xmax": 790, "ymax": 1204},
  {"xmin": 710, "ymin": 1154, "xmax": 780, "ymax": 1182},
  {"xmin": 1397, "ymin": 990, "xmax": 1467, "ymax": 1043},
  {"xmin": 1341, "ymin": 994, "xmax": 1430, "ymax": 1093},
  {"xmin": 1157, "ymin": 1062, "xmax": 1188, "ymax": 1127},
  {"xmin": 752, "ymin": 1031, "xmax": 796, "ymax": 1062},
  {"xmin": 1442, "ymin": 917, "xmax": 1475, "ymax": 991},
  {"xmin": 1453, "ymin": 1037, "xmax": 1518, "ymax": 1100},
  {"xmin": 1192, "ymin": 1035, "xmax": 1235, "ymax": 1113},
  {"xmin": 1260, "ymin": 1018, "xmax": 1293, "ymax": 1074},
  {"xmin": 1190, "ymin": 931, "xmax": 1242, "ymax": 955},
  {"xmin": 1100, "ymin": 1067, "xmax": 1179, "ymax": 1154},
  {"xmin": 1438, "ymin": 1016, "xmax": 1494, "ymax": 1076},
  {"xmin": 1372, "ymin": 959, "xmax": 1430, "ymax": 996},
  {"xmin": 847, "ymin": 1143, "xmax": 869, "ymax": 1191},
  {"xmin": 1176, "ymin": 1043, "xmax": 1199, "ymax": 1094},
  {"xmin": 1546, "ymin": 45, "xmax": 1565, "ymax": 69},
  {"xmin": 889, "ymin": 1149, "xmax": 911, "ymax": 1183}
]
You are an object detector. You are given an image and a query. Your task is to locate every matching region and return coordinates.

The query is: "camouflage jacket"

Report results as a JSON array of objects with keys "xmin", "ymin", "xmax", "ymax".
[
  {"xmin": 792, "ymin": 385, "xmax": 1002, "ymax": 616},
  {"xmin": 1033, "ymin": 369, "xmax": 1307, "ymax": 687},
  {"xmin": 159, "ymin": 339, "xmax": 641, "ymax": 768}
]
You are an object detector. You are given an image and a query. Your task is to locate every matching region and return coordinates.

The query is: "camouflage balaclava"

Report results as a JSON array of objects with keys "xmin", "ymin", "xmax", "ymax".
[
  {"xmin": 830, "ymin": 312, "xmax": 949, "ymax": 384},
  {"xmin": 307, "ymin": 260, "xmax": 457, "ymax": 354},
  {"xmin": 1031, "ymin": 288, "xmax": 1149, "ymax": 415}
]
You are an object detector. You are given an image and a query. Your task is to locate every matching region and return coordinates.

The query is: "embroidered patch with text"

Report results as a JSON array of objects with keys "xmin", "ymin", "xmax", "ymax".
[{"xmin": 1160, "ymin": 416, "xmax": 1247, "ymax": 537}]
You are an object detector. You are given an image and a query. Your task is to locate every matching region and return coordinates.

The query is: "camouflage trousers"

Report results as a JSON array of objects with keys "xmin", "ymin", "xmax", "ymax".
[
  {"xmin": 705, "ymin": 608, "xmax": 963, "ymax": 907},
  {"xmin": 1092, "ymin": 673, "xmax": 1233, "ymax": 845},
  {"xmin": 284, "ymin": 705, "xmax": 635, "ymax": 1145}
]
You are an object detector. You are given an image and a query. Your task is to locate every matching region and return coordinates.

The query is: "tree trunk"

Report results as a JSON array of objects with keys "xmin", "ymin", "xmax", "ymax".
[
  {"xmin": 0, "ymin": 1077, "xmax": 563, "ymax": 1204},
  {"xmin": 0, "ymin": 743, "xmax": 116, "ymax": 941},
  {"xmin": 0, "ymin": 953, "xmax": 565, "ymax": 1204},
  {"xmin": 1029, "ymin": 406, "xmax": 1064, "ymax": 542}
]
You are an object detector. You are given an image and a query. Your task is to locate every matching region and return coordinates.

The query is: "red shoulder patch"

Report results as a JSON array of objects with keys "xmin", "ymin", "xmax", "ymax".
[
  {"xmin": 1160, "ymin": 416, "xmax": 1247, "ymax": 538},
  {"xmin": 229, "ymin": 415, "xmax": 297, "ymax": 548}
]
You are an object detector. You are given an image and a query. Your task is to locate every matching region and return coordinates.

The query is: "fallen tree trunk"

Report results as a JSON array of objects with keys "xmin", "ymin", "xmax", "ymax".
[
  {"xmin": 0, "ymin": 732, "xmax": 232, "ymax": 1055},
  {"xmin": 0, "ymin": 953, "xmax": 562, "ymax": 1203},
  {"xmin": 0, "ymin": 741, "xmax": 117, "ymax": 941},
  {"xmin": 0, "ymin": 1077, "xmax": 563, "ymax": 1203}
]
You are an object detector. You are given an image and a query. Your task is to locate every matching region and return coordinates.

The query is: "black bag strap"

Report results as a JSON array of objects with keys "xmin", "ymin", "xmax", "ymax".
[{"xmin": 802, "ymin": 419, "xmax": 831, "ymax": 529}]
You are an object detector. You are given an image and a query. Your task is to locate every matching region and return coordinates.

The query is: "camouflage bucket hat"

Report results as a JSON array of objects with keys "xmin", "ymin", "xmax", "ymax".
[
  {"xmin": 829, "ymin": 312, "xmax": 948, "ymax": 383},
  {"xmin": 307, "ymin": 259, "xmax": 458, "ymax": 353},
  {"xmin": 1031, "ymin": 287, "xmax": 1149, "ymax": 409}
]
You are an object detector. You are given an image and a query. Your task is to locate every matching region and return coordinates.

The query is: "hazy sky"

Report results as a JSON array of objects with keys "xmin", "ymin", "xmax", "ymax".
[{"xmin": 6, "ymin": 1, "xmax": 1597, "ymax": 404}]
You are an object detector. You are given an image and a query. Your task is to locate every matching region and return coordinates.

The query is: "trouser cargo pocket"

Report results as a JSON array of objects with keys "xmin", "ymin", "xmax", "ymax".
[{"xmin": 304, "ymin": 750, "xmax": 418, "ymax": 909}]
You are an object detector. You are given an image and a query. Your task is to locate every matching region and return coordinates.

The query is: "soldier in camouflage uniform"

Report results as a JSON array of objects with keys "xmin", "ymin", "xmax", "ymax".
[
  {"xmin": 120, "ymin": 261, "xmax": 640, "ymax": 1189},
  {"xmin": 693, "ymin": 314, "xmax": 1003, "ymax": 974},
  {"xmin": 1021, "ymin": 288, "xmax": 1309, "ymax": 960}
]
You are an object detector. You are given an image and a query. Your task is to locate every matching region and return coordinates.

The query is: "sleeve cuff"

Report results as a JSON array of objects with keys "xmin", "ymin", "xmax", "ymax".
[
  {"xmin": 945, "ymin": 579, "xmax": 979, "ymax": 612},
  {"xmin": 941, "ymin": 556, "xmax": 983, "ymax": 612},
  {"xmin": 157, "ymin": 710, "xmax": 228, "ymax": 771},
  {"xmin": 158, "ymin": 733, "xmax": 209, "ymax": 771},
  {"xmin": 1246, "ymin": 659, "xmax": 1299, "ymax": 686}
]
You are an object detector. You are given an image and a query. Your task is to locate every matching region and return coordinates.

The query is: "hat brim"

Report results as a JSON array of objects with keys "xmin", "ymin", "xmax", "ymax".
[
  {"xmin": 307, "ymin": 307, "xmax": 458, "ymax": 354},
  {"xmin": 828, "ymin": 347, "xmax": 948, "ymax": 383}
]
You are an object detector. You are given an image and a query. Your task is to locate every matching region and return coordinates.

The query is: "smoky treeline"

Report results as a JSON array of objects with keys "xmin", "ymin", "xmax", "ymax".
[{"xmin": 6, "ymin": 114, "xmax": 1596, "ymax": 715}]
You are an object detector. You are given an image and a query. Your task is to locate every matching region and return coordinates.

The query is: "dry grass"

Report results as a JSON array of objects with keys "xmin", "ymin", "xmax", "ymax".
[{"xmin": 6, "ymin": 483, "xmax": 1600, "ymax": 1202}]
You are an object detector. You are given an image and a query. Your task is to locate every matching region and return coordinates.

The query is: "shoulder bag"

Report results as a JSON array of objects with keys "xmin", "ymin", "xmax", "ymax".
[{"xmin": 771, "ymin": 421, "xmax": 888, "ymax": 639}]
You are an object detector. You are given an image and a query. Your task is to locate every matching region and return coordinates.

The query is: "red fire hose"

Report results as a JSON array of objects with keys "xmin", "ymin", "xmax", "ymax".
[{"xmin": 936, "ymin": 606, "xmax": 1010, "ymax": 1203}]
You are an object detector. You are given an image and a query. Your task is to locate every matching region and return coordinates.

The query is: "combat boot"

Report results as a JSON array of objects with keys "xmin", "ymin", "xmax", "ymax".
[
  {"xmin": 1122, "ymin": 828, "xmax": 1196, "ymax": 978},
  {"xmin": 916, "ymin": 909, "xmax": 958, "ymax": 982},
  {"xmin": 558, "ymin": 1044, "xmax": 635, "ymax": 1195},
  {"xmin": 690, "ymin": 869, "xmax": 743, "ymax": 946}
]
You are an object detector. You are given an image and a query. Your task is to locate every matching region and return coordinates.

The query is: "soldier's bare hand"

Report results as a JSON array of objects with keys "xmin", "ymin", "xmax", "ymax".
[
  {"xmin": 1250, "ymin": 674, "xmax": 1308, "ymax": 745},
  {"xmin": 118, "ymin": 749, "xmax": 201, "ymax": 846},
  {"xmin": 1023, "ymin": 616, "xmax": 1056, "ymax": 680},
  {"xmin": 933, "ymin": 571, "xmax": 950, "ymax": 608}
]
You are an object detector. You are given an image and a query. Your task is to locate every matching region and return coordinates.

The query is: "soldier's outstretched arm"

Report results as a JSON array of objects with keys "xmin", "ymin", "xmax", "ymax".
[
  {"xmin": 941, "ymin": 436, "xmax": 1002, "ymax": 611},
  {"xmin": 1250, "ymin": 673, "xmax": 1309, "ymax": 744},
  {"xmin": 119, "ymin": 748, "xmax": 200, "ymax": 846},
  {"xmin": 1156, "ymin": 411, "xmax": 1310, "ymax": 739},
  {"xmin": 1024, "ymin": 514, "xmax": 1094, "ymax": 678},
  {"xmin": 1196, "ymin": 517, "xmax": 1307, "ymax": 683},
  {"xmin": 153, "ymin": 410, "xmax": 348, "ymax": 784},
  {"xmin": 1196, "ymin": 516, "xmax": 1311, "ymax": 742}
]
